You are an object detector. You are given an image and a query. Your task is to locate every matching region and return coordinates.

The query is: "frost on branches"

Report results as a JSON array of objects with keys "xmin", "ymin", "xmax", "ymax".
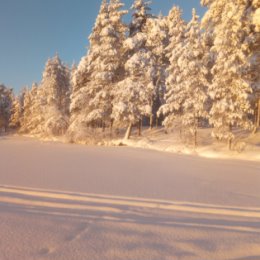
[
  {"xmin": 112, "ymin": 0, "xmax": 155, "ymax": 139},
  {"xmin": 19, "ymin": 55, "xmax": 71, "ymax": 136},
  {"xmin": 41, "ymin": 55, "xmax": 71, "ymax": 136},
  {"xmin": 202, "ymin": 0, "xmax": 256, "ymax": 148},
  {"xmin": 159, "ymin": 8, "xmax": 209, "ymax": 147},
  {"xmin": 69, "ymin": 0, "xmax": 127, "ymax": 141},
  {"xmin": 158, "ymin": 7, "xmax": 186, "ymax": 130},
  {"xmin": 3, "ymin": 0, "xmax": 259, "ymax": 149},
  {"xmin": 86, "ymin": 0, "xmax": 127, "ymax": 126},
  {"xmin": 175, "ymin": 9, "xmax": 208, "ymax": 146},
  {"xmin": 69, "ymin": 0, "xmax": 109, "ymax": 140},
  {"xmin": 144, "ymin": 15, "xmax": 168, "ymax": 128},
  {"xmin": 19, "ymin": 83, "xmax": 43, "ymax": 134}
]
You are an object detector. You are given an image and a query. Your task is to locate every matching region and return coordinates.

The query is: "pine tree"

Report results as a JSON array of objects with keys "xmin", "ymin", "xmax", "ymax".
[
  {"xmin": 129, "ymin": 0, "xmax": 152, "ymax": 36},
  {"xmin": 86, "ymin": 0, "xmax": 127, "ymax": 127},
  {"xmin": 41, "ymin": 55, "xmax": 71, "ymax": 136},
  {"xmin": 20, "ymin": 55, "xmax": 71, "ymax": 137},
  {"xmin": 83, "ymin": 0, "xmax": 112, "ymax": 127},
  {"xmin": 245, "ymin": 0, "xmax": 260, "ymax": 130},
  {"xmin": 165, "ymin": 6, "xmax": 186, "ymax": 59},
  {"xmin": 177, "ymin": 9, "xmax": 209, "ymax": 147},
  {"xmin": 9, "ymin": 96, "xmax": 22, "ymax": 129},
  {"xmin": 159, "ymin": 9, "xmax": 209, "ymax": 147},
  {"xmin": 158, "ymin": 6, "xmax": 186, "ymax": 131},
  {"xmin": 0, "ymin": 84, "xmax": 13, "ymax": 133},
  {"xmin": 19, "ymin": 87, "xmax": 31, "ymax": 133},
  {"xmin": 68, "ymin": 0, "xmax": 109, "ymax": 138},
  {"xmin": 144, "ymin": 14, "xmax": 168, "ymax": 128},
  {"xmin": 202, "ymin": 0, "xmax": 255, "ymax": 148},
  {"xmin": 69, "ymin": 54, "xmax": 94, "ymax": 139},
  {"xmin": 19, "ymin": 83, "xmax": 44, "ymax": 134},
  {"xmin": 109, "ymin": 0, "xmax": 128, "ymax": 48},
  {"xmin": 112, "ymin": 0, "xmax": 154, "ymax": 138},
  {"xmin": 69, "ymin": 0, "xmax": 127, "ymax": 141}
]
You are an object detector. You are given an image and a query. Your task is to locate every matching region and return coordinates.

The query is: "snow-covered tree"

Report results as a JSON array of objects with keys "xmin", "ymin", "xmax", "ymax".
[
  {"xmin": 108, "ymin": 0, "xmax": 128, "ymax": 84},
  {"xmin": 19, "ymin": 83, "xmax": 44, "ymax": 134},
  {"xmin": 86, "ymin": 0, "xmax": 127, "ymax": 127},
  {"xmin": 69, "ymin": 1, "xmax": 111, "ymax": 137},
  {"xmin": 160, "ymin": 9, "xmax": 209, "ymax": 147},
  {"xmin": 202, "ymin": 0, "xmax": 255, "ymax": 148},
  {"xmin": 177, "ymin": 9, "xmax": 209, "ymax": 146},
  {"xmin": 9, "ymin": 96, "xmax": 22, "ymax": 129},
  {"xmin": 109, "ymin": 0, "xmax": 128, "ymax": 52},
  {"xmin": 69, "ymin": 54, "xmax": 94, "ymax": 139},
  {"xmin": 144, "ymin": 14, "xmax": 168, "ymax": 128},
  {"xmin": 20, "ymin": 55, "xmax": 70, "ymax": 136},
  {"xmin": 19, "ymin": 87, "xmax": 31, "ymax": 133},
  {"xmin": 112, "ymin": 78, "xmax": 151, "ymax": 139},
  {"xmin": 244, "ymin": 0, "xmax": 260, "ymax": 130},
  {"xmin": 158, "ymin": 6, "xmax": 186, "ymax": 131},
  {"xmin": 40, "ymin": 54, "xmax": 71, "ymax": 136},
  {"xmin": 0, "ymin": 84, "xmax": 13, "ymax": 133},
  {"xmin": 164, "ymin": 6, "xmax": 186, "ymax": 58},
  {"xmin": 69, "ymin": 0, "xmax": 127, "ymax": 140},
  {"xmin": 112, "ymin": 0, "xmax": 155, "ymax": 138}
]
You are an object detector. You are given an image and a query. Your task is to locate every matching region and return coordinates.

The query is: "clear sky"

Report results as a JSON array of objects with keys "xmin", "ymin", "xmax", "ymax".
[{"xmin": 0, "ymin": 0, "xmax": 206, "ymax": 92}]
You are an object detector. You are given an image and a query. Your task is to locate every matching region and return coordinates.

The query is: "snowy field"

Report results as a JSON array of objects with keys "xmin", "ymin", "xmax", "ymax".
[{"xmin": 0, "ymin": 136, "xmax": 260, "ymax": 260}]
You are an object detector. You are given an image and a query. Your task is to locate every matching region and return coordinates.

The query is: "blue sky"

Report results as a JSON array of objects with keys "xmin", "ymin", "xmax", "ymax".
[{"xmin": 0, "ymin": 0, "xmax": 206, "ymax": 92}]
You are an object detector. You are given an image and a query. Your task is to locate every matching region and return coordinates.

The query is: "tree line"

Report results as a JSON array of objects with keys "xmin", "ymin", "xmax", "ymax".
[{"xmin": 0, "ymin": 0, "xmax": 259, "ymax": 149}]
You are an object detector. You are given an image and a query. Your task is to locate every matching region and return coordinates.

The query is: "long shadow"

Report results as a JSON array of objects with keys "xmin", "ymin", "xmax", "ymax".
[
  {"xmin": 1, "ymin": 196, "xmax": 260, "ymax": 235},
  {"xmin": 1, "ymin": 187, "xmax": 260, "ymax": 260}
]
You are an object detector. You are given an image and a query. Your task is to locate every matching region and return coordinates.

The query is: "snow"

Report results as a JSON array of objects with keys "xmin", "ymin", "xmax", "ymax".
[
  {"xmin": 111, "ymin": 127, "xmax": 260, "ymax": 162},
  {"xmin": 0, "ymin": 135, "xmax": 260, "ymax": 260},
  {"xmin": 1, "ymin": 1, "xmax": 260, "ymax": 258},
  {"xmin": 253, "ymin": 8, "xmax": 260, "ymax": 31}
]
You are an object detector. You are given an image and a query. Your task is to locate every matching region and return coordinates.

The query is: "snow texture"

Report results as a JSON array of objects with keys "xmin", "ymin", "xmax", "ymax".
[{"xmin": 0, "ymin": 136, "xmax": 260, "ymax": 260}]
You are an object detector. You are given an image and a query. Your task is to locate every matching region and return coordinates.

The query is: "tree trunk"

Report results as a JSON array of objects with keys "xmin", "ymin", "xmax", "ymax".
[
  {"xmin": 156, "ymin": 117, "xmax": 159, "ymax": 128},
  {"xmin": 110, "ymin": 119, "xmax": 114, "ymax": 137},
  {"xmin": 138, "ymin": 119, "xmax": 142, "ymax": 136},
  {"xmin": 194, "ymin": 117, "xmax": 198, "ymax": 148},
  {"xmin": 228, "ymin": 124, "xmax": 232, "ymax": 150},
  {"xmin": 257, "ymin": 98, "xmax": 260, "ymax": 129},
  {"xmin": 253, "ymin": 98, "xmax": 260, "ymax": 134},
  {"xmin": 194, "ymin": 129, "xmax": 197, "ymax": 148},
  {"xmin": 125, "ymin": 123, "xmax": 132, "ymax": 140},
  {"xmin": 149, "ymin": 114, "xmax": 153, "ymax": 129}
]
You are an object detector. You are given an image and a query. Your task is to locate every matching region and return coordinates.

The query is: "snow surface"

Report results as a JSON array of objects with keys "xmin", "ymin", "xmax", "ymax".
[
  {"xmin": 0, "ymin": 136, "xmax": 260, "ymax": 260},
  {"xmin": 110, "ymin": 127, "xmax": 260, "ymax": 162}
]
